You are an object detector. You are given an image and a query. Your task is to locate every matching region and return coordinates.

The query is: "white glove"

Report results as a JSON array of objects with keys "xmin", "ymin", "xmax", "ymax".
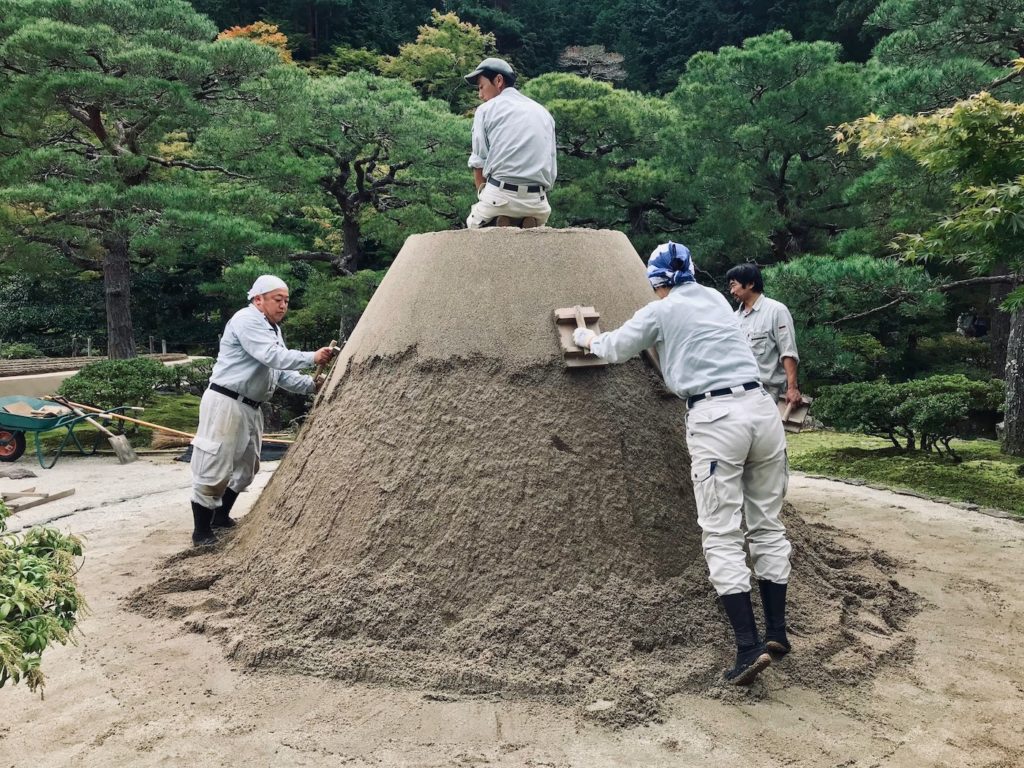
[{"xmin": 573, "ymin": 327, "xmax": 596, "ymax": 350}]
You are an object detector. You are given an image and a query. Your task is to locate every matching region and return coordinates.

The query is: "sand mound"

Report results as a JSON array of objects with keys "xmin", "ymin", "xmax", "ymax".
[{"xmin": 132, "ymin": 229, "xmax": 921, "ymax": 726}]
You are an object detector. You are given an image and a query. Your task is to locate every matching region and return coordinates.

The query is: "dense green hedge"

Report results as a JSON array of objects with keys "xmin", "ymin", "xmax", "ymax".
[
  {"xmin": 57, "ymin": 358, "xmax": 167, "ymax": 409},
  {"xmin": 816, "ymin": 374, "xmax": 1005, "ymax": 460},
  {"xmin": 0, "ymin": 343, "xmax": 44, "ymax": 359}
]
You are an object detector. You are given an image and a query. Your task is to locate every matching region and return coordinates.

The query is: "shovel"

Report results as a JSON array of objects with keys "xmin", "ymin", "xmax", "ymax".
[{"xmin": 52, "ymin": 396, "xmax": 138, "ymax": 464}]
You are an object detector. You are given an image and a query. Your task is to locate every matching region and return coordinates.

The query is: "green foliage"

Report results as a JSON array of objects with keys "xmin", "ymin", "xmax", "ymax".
[
  {"xmin": 308, "ymin": 46, "xmax": 382, "ymax": 77},
  {"xmin": 0, "ymin": 499, "xmax": 86, "ymax": 693},
  {"xmin": 379, "ymin": 10, "xmax": 496, "ymax": 114},
  {"xmin": 285, "ymin": 270, "xmax": 385, "ymax": 350},
  {"xmin": 156, "ymin": 358, "xmax": 214, "ymax": 395},
  {"xmin": 0, "ymin": 270, "xmax": 107, "ymax": 357},
  {"xmin": 523, "ymin": 73, "xmax": 674, "ymax": 248},
  {"xmin": 867, "ymin": 0, "xmax": 1024, "ymax": 111},
  {"xmin": 203, "ymin": 67, "xmax": 471, "ymax": 271},
  {"xmin": 912, "ymin": 333, "xmax": 992, "ymax": 377},
  {"xmin": 0, "ymin": 342, "xmax": 43, "ymax": 359},
  {"xmin": 816, "ymin": 374, "xmax": 1005, "ymax": 459},
  {"xmin": 0, "ymin": 0, "xmax": 295, "ymax": 357},
  {"xmin": 763, "ymin": 254, "xmax": 945, "ymax": 384},
  {"xmin": 142, "ymin": 393, "xmax": 202, "ymax": 433},
  {"xmin": 57, "ymin": 357, "xmax": 167, "ymax": 409},
  {"xmin": 663, "ymin": 31, "xmax": 871, "ymax": 268},
  {"xmin": 841, "ymin": 90, "xmax": 1024, "ymax": 306},
  {"xmin": 200, "ymin": 257, "xmax": 296, "ymax": 306}
]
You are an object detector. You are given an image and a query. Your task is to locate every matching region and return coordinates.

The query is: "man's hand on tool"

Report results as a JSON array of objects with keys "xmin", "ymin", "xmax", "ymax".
[
  {"xmin": 573, "ymin": 327, "xmax": 596, "ymax": 350},
  {"xmin": 314, "ymin": 374, "xmax": 327, "ymax": 392},
  {"xmin": 313, "ymin": 346, "xmax": 339, "ymax": 366}
]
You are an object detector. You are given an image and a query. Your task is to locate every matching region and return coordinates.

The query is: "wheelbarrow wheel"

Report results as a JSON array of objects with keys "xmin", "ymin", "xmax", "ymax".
[{"xmin": 0, "ymin": 429, "xmax": 26, "ymax": 462}]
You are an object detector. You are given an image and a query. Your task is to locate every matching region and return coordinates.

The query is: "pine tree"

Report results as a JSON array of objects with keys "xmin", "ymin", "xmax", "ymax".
[{"xmin": 0, "ymin": 0, "xmax": 286, "ymax": 357}]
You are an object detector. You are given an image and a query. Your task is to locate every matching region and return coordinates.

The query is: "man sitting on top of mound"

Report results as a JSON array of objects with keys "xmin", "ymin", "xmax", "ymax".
[
  {"xmin": 464, "ymin": 57, "xmax": 557, "ymax": 230},
  {"xmin": 573, "ymin": 242, "xmax": 793, "ymax": 686}
]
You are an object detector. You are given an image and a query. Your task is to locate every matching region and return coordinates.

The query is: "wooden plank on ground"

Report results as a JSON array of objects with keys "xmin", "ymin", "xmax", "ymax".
[{"xmin": 1, "ymin": 487, "xmax": 75, "ymax": 513}]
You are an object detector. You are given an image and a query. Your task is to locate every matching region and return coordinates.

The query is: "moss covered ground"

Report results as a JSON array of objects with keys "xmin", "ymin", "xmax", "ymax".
[{"xmin": 788, "ymin": 430, "xmax": 1024, "ymax": 516}]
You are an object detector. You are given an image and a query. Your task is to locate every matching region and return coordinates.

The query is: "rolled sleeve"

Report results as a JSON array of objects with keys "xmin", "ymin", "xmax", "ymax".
[
  {"xmin": 774, "ymin": 306, "xmax": 799, "ymax": 362},
  {"xmin": 468, "ymin": 111, "xmax": 487, "ymax": 169}
]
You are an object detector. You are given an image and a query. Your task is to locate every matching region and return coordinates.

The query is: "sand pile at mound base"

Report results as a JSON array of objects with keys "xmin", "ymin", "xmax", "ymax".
[{"xmin": 131, "ymin": 230, "xmax": 921, "ymax": 726}]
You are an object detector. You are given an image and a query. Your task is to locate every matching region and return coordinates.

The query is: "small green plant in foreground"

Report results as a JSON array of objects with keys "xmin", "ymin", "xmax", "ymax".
[
  {"xmin": 0, "ymin": 500, "xmax": 86, "ymax": 693},
  {"xmin": 788, "ymin": 430, "xmax": 1024, "ymax": 516}
]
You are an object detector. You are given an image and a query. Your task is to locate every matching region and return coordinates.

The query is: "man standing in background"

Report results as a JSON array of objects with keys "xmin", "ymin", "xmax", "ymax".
[
  {"xmin": 464, "ymin": 57, "xmax": 557, "ymax": 229},
  {"xmin": 727, "ymin": 263, "xmax": 802, "ymax": 407}
]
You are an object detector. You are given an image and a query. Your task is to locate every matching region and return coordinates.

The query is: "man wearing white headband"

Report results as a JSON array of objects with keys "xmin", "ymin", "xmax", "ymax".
[
  {"xmin": 189, "ymin": 275, "xmax": 337, "ymax": 546},
  {"xmin": 574, "ymin": 242, "xmax": 792, "ymax": 687}
]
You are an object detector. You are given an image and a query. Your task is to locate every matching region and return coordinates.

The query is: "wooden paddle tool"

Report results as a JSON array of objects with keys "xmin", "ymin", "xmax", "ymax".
[
  {"xmin": 778, "ymin": 395, "xmax": 814, "ymax": 433},
  {"xmin": 553, "ymin": 305, "xmax": 608, "ymax": 368}
]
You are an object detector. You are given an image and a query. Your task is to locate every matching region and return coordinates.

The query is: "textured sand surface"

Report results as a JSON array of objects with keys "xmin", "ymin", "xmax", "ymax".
[{"xmin": 2, "ymin": 460, "xmax": 1021, "ymax": 766}]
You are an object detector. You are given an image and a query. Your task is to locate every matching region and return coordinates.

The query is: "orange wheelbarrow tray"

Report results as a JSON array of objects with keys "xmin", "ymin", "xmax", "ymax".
[{"xmin": 0, "ymin": 396, "xmax": 133, "ymax": 469}]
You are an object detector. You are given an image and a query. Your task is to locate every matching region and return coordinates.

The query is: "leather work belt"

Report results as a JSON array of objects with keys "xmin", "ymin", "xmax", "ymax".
[
  {"xmin": 487, "ymin": 177, "xmax": 543, "ymax": 193},
  {"xmin": 209, "ymin": 382, "xmax": 262, "ymax": 410},
  {"xmin": 687, "ymin": 381, "xmax": 761, "ymax": 409}
]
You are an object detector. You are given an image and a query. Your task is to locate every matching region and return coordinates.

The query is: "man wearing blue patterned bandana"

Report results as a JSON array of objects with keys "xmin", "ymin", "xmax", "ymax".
[{"xmin": 573, "ymin": 241, "xmax": 793, "ymax": 686}]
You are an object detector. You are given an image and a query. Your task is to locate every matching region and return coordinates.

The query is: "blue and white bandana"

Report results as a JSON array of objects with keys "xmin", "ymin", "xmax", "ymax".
[{"xmin": 646, "ymin": 242, "xmax": 696, "ymax": 289}]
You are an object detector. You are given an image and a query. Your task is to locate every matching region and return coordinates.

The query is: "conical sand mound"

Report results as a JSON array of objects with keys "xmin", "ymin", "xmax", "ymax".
[{"xmin": 134, "ymin": 229, "xmax": 920, "ymax": 726}]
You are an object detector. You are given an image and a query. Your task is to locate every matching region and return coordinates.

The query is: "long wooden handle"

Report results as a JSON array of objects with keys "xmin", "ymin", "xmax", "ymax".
[
  {"xmin": 53, "ymin": 398, "xmax": 294, "ymax": 445},
  {"xmin": 81, "ymin": 413, "xmax": 117, "ymax": 438}
]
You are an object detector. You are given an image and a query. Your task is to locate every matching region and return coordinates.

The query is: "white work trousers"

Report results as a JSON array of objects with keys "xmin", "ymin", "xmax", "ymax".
[
  {"xmin": 466, "ymin": 183, "xmax": 551, "ymax": 229},
  {"xmin": 190, "ymin": 389, "xmax": 262, "ymax": 510},
  {"xmin": 686, "ymin": 386, "xmax": 791, "ymax": 596}
]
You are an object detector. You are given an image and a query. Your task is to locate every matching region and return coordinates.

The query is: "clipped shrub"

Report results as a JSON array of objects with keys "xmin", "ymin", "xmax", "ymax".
[
  {"xmin": 816, "ymin": 374, "xmax": 1005, "ymax": 460},
  {"xmin": 157, "ymin": 358, "xmax": 214, "ymax": 395},
  {"xmin": 57, "ymin": 357, "xmax": 167, "ymax": 409},
  {"xmin": 0, "ymin": 500, "xmax": 86, "ymax": 693},
  {"xmin": 0, "ymin": 343, "xmax": 44, "ymax": 360}
]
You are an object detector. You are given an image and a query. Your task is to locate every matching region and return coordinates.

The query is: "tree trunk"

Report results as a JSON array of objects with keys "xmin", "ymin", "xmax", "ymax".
[
  {"xmin": 988, "ymin": 277, "xmax": 1012, "ymax": 376},
  {"xmin": 1003, "ymin": 306, "xmax": 1024, "ymax": 455},
  {"xmin": 103, "ymin": 236, "xmax": 136, "ymax": 359},
  {"xmin": 341, "ymin": 213, "xmax": 363, "ymax": 273}
]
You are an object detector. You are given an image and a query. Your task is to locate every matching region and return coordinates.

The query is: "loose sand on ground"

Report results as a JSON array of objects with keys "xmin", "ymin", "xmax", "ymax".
[{"xmin": 1, "ymin": 455, "xmax": 1021, "ymax": 767}]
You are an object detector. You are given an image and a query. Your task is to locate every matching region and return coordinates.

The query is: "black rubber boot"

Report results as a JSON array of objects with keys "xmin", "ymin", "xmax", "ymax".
[
  {"xmin": 212, "ymin": 487, "xmax": 239, "ymax": 529},
  {"xmin": 191, "ymin": 502, "xmax": 216, "ymax": 546},
  {"xmin": 758, "ymin": 580, "xmax": 791, "ymax": 657},
  {"xmin": 720, "ymin": 591, "xmax": 772, "ymax": 685}
]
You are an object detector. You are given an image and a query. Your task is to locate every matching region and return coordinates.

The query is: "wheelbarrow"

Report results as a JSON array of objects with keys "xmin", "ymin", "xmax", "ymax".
[{"xmin": 0, "ymin": 396, "xmax": 133, "ymax": 469}]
